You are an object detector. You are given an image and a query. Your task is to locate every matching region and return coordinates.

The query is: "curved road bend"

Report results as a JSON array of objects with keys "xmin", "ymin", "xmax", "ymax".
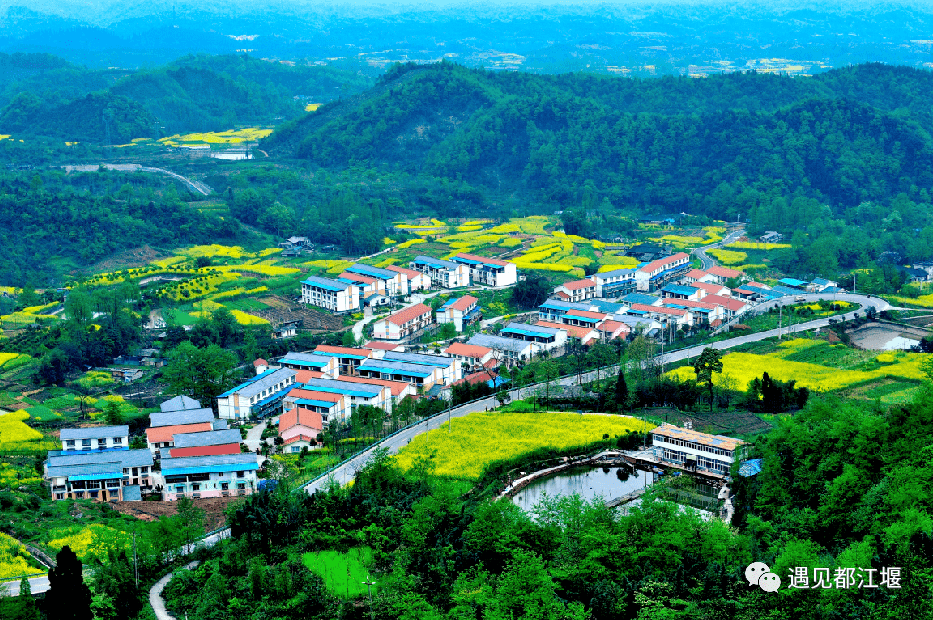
[
  {"xmin": 15, "ymin": 294, "xmax": 889, "ymax": 596},
  {"xmin": 150, "ymin": 561, "xmax": 200, "ymax": 620},
  {"xmin": 694, "ymin": 228, "xmax": 745, "ymax": 271}
]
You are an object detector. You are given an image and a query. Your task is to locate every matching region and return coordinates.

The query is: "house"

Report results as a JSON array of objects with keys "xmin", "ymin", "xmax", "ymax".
[
  {"xmin": 286, "ymin": 236, "xmax": 311, "ymax": 248},
  {"xmin": 410, "ymin": 256, "xmax": 470, "ymax": 288},
  {"xmin": 161, "ymin": 453, "xmax": 260, "ymax": 500},
  {"xmin": 146, "ymin": 408, "xmax": 215, "ymax": 458},
  {"xmin": 283, "ymin": 388, "xmax": 347, "ymax": 424},
  {"xmin": 344, "ymin": 264, "xmax": 407, "ymax": 296},
  {"xmin": 553, "ymin": 279, "xmax": 597, "ymax": 303},
  {"xmin": 702, "ymin": 295, "xmax": 749, "ymax": 320},
  {"xmin": 60, "ymin": 426, "xmax": 129, "ymax": 454},
  {"xmin": 333, "ymin": 375, "xmax": 415, "ymax": 405},
  {"xmin": 272, "ymin": 323, "xmax": 297, "ymax": 339},
  {"xmin": 535, "ymin": 320, "xmax": 598, "ymax": 345},
  {"xmin": 169, "ymin": 429, "xmax": 242, "ymax": 458},
  {"xmin": 467, "ymin": 334, "xmax": 534, "ymax": 366},
  {"xmin": 613, "ymin": 315, "xmax": 664, "ymax": 337},
  {"xmin": 278, "ymin": 352, "xmax": 339, "ymax": 378},
  {"xmin": 634, "ymin": 253, "xmax": 691, "ymax": 292},
  {"xmin": 620, "ymin": 293, "xmax": 663, "ymax": 307},
  {"xmin": 561, "ymin": 309, "xmax": 609, "ymax": 329},
  {"xmin": 381, "ymin": 350, "xmax": 462, "ymax": 384},
  {"xmin": 691, "ymin": 281, "xmax": 731, "ymax": 299},
  {"xmin": 593, "ymin": 268, "xmax": 637, "ymax": 298},
  {"xmin": 681, "ymin": 269, "xmax": 715, "ymax": 285},
  {"xmin": 311, "ymin": 345, "xmax": 373, "ymax": 376},
  {"xmin": 301, "ymin": 276, "xmax": 360, "ymax": 313},
  {"xmin": 538, "ymin": 299, "xmax": 593, "ymax": 323},
  {"xmin": 660, "ymin": 284, "xmax": 702, "ymax": 301},
  {"xmin": 298, "ymin": 378, "xmax": 393, "ymax": 417},
  {"xmin": 444, "ymin": 342, "xmax": 494, "ymax": 373},
  {"xmin": 651, "ymin": 423, "xmax": 745, "ymax": 476},
  {"xmin": 437, "ymin": 295, "xmax": 482, "ymax": 332},
  {"xmin": 501, "ymin": 322, "xmax": 568, "ymax": 354},
  {"xmin": 372, "ymin": 303, "xmax": 433, "ymax": 341},
  {"xmin": 357, "ymin": 358, "xmax": 445, "ymax": 390},
  {"xmin": 278, "ymin": 409, "xmax": 323, "ymax": 452},
  {"xmin": 386, "ymin": 265, "xmax": 430, "ymax": 292},
  {"xmin": 160, "ymin": 395, "xmax": 202, "ymax": 412},
  {"xmin": 705, "ymin": 266, "xmax": 743, "ymax": 284},
  {"xmin": 759, "ymin": 231, "xmax": 783, "ymax": 243},
  {"xmin": 661, "ymin": 299, "xmax": 722, "ymax": 326},
  {"xmin": 778, "ymin": 278, "xmax": 809, "ymax": 290},
  {"xmin": 809, "ymin": 277, "xmax": 839, "ymax": 292},
  {"xmin": 595, "ymin": 319, "xmax": 631, "ymax": 342},
  {"xmin": 216, "ymin": 367, "xmax": 298, "ymax": 421},
  {"xmin": 626, "ymin": 304, "xmax": 693, "ymax": 329},
  {"xmin": 110, "ymin": 367, "xmax": 144, "ymax": 382},
  {"xmin": 45, "ymin": 449, "xmax": 154, "ymax": 502},
  {"xmin": 450, "ymin": 253, "xmax": 518, "ymax": 287},
  {"xmin": 625, "ymin": 243, "xmax": 668, "ymax": 262}
]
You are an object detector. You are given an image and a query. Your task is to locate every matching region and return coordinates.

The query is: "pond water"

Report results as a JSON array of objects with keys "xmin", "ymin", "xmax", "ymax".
[
  {"xmin": 512, "ymin": 465, "xmax": 721, "ymax": 519},
  {"xmin": 511, "ymin": 465, "xmax": 655, "ymax": 512},
  {"xmin": 211, "ymin": 152, "xmax": 252, "ymax": 160}
]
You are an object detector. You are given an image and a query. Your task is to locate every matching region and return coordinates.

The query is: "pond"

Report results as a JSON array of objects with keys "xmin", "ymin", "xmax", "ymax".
[
  {"xmin": 512, "ymin": 465, "xmax": 721, "ymax": 519},
  {"xmin": 511, "ymin": 465, "xmax": 655, "ymax": 512}
]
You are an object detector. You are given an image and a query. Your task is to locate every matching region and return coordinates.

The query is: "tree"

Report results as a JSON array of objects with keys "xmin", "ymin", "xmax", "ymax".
[
  {"xmin": 175, "ymin": 496, "xmax": 206, "ymax": 553},
  {"xmin": 693, "ymin": 347, "xmax": 723, "ymax": 411},
  {"xmin": 615, "ymin": 371, "xmax": 629, "ymax": 412},
  {"xmin": 46, "ymin": 545, "xmax": 93, "ymax": 620},
  {"xmin": 162, "ymin": 342, "xmax": 238, "ymax": 411},
  {"xmin": 103, "ymin": 400, "xmax": 124, "ymax": 425},
  {"xmin": 510, "ymin": 274, "xmax": 551, "ymax": 310}
]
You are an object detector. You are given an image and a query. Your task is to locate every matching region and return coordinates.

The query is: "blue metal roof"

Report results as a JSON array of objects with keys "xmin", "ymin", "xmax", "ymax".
[
  {"xmin": 738, "ymin": 459, "xmax": 763, "ymax": 477},
  {"xmin": 662, "ymin": 284, "xmax": 698, "ymax": 296},
  {"xmin": 358, "ymin": 362, "xmax": 432, "ymax": 378},
  {"xmin": 280, "ymin": 356, "xmax": 330, "ymax": 369},
  {"xmin": 597, "ymin": 268, "xmax": 636, "ymax": 278},
  {"xmin": 503, "ymin": 327, "xmax": 555, "ymax": 338},
  {"xmin": 300, "ymin": 383, "xmax": 388, "ymax": 397},
  {"xmin": 565, "ymin": 314, "xmax": 600, "ymax": 324},
  {"xmin": 383, "ymin": 351, "xmax": 452, "ymax": 367},
  {"xmin": 622, "ymin": 293, "xmax": 660, "ymax": 306},
  {"xmin": 779, "ymin": 278, "xmax": 808, "ymax": 288},
  {"xmin": 312, "ymin": 350, "xmax": 368, "ymax": 360},
  {"xmin": 301, "ymin": 276, "xmax": 349, "ymax": 292},
  {"xmin": 61, "ymin": 426, "xmax": 128, "ymax": 440},
  {"xmin": 413, "ymin": 255, "xmax": 458, "ymax": 269},
  {"xmin": 347, "ymin": 263, "xmax": 397, "ymax": 279}
]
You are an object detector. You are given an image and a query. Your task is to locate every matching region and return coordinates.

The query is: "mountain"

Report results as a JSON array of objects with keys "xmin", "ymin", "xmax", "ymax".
[{"xmin": 265, "ymin": 61, "xmax": 933, "ymax": 214}]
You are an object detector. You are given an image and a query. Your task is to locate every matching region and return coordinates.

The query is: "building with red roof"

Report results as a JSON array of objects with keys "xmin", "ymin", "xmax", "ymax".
[
  {"xmin": 372, "ymin": 303, "xmax": 434, "ymax": 341},
  {"xmin": 706, "ymin": 266, "xmax": 743, "ymax": 284},
  {"xmin": 278, "ymin": 409, "xmax": 323, "ymax": 453},
  {"xmin": 386, "ymin": 265, "xmax": 431, "ymax": 292},
  {"xmin": 451, "ymin": 252, "xmax": 518, "ymax": 287},
  {"xmin": 438, "ymin": 295, "xmax": 481, "ymax": 332},
  {"xmin": 535, "ymin": 320, "xmax": 599, "ymax": 344},
  {"xmin": 444, "ymin": 342, "xmax": 494, "ymax": 372},
  {"xmin": 701, "ymin": 295, "xmax": 749, "ymax": 319},
  {"xmin": 311, "ymin": 345, "xmax": 373, "ymax": 376},
  {"xmin": 553, "ymin": 279, "xmax": 597, "ymax": 303},
  {"xmin": 364, "ymin": 340, "xmax": 404, "ymax": 352},
  {"xmin": 692, "ymin": 281, "xmax": 731, "ymax": 298},
  {"xmin": 634, "ymin": 252, "xmax": 691, "ymax": 292}
]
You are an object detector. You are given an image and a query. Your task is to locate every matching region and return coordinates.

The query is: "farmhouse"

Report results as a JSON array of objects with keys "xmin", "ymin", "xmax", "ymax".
[
  {"xmin": 759, "ymin": 231, "xmax": 783, "ymax": 243},
  {"xmin": 386, "ymin": 264, "xmax": 431, "ymax": 292},
  {"xmin": 410, "ymin": 256, "xmax": 470, "ymax": 288},
  {"xmin": 344, "ymin": 263, "xmax": 407, "ymax": 296},
  {"xmin": 146, "ymin": 408, "xmax": 215, "ymax": 458},
  {"xmin": 538, "ymin": 299, "xmax": 593, "ymax": 323},
  {"xmin": 450, "ymin": 252, "xmax": 518, "ymax": 287},
  {"xmin": 298, "ymin": 378, "xmax": 393, "ymax": 416},
  {"xmin": 467, "ymin": 334, "xmax": 534, "ymax": 366},
  {"xmin": 437, "ymin": 295, "xmax": 481, "ymax": 332},
  {"xmin": 160, "ymin": 395, "xmax": 201, "ymax": 412},
  {"xmin": 60, "ymin": 425, "xmax": 129, "ymax": 454},
  {"xmin": 278, "ymin": 409, "xmax": 323, "ymax": 452},
  {"xmin": 593, "ymin": 268, "xmax": 637, "ymax": 298},
  {"xmin": 444, "ymin": 342, "xmax": 495, "ymax": 373},
  {"xmin": 161, "ymin": 453, "xmax": 260, "ymax": 501},
  {"xmin": 311, "ymin": 345, "xmax": 373, "ymax": 376},
  {"xmin": 553, "ymin": 279, "xmax": 596, "ymax": 303},
  {"xmin": 301, "ymin": 275, "xmax": 360, "ymax": 313},
  {"xmin": 283, "ymin": 388, "xmax": 347, "ymax": 424},
  {"xmin": 45, "ymin": 449, "xmax": 154, "ymax": 502},
  {"xmin": 169, "ymin": 429, "xmax": 242, "ymax": 458},
  {"xmin": 501, "ymin": 322, "xmax": 568, "ymax": 354},
  {"xmin": 651, "ymin": 423, "xmax": 745, "ymax": 476},
  {"xmin": 634, "ymin": 252, "xmax": 691, "ymax": 292},
  {"xmin": 381, "ymin": 350, "xmax": 462, "ymax": 384},
  {"xmin": 372, "ymin": 303, "xmax": 433, "ymax": 341},
  {"xmin": 278, "ymin": 352, "xmax": 339, "ymax": 378},
  {"xmin": 216, "ymin": 367, "xmax": 298, "ymax": 421}
]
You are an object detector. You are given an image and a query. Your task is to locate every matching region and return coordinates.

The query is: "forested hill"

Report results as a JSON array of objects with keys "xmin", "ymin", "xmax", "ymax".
[
  {"xmin": 266, "ymin": 61, "xmax": 933, "ymax": 214},
  {"xmin": 0, "ymin": 52, "xmax": 374, "ymax": 141}
]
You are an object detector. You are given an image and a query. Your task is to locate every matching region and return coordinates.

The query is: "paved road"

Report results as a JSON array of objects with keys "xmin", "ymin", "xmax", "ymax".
[
  {"xmin": 2, "ymin": 574, "xmax": 49, "ymax": 596},
  {"xmin": 694, "ymin": 228, "xmax": 745, "ymax": 271},
  {"xmin": 150, "ymin": 561, "xmax": 199, "ymax": 620}
]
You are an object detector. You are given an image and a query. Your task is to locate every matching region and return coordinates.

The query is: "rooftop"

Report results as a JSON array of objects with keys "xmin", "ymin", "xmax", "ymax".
[
  {"xmin": 363, "ymin": 341, "xmax": 403, "ymax": 351},
  {"xmin": 564, "ymin": 309, "xmax": 608, "ymax": 321},
  {"xmin": 684, "ymin": 269, "xmax": 709, "ymax": 279},
  {"xmin": 279, "ymin": 409, "xmax": 323, "ymax": 433},
  {"xmin": 502, "ymin": 322, "xmax": 562, "ymax": 337},
  {"xmin": 218, "ymin": 367, "xmax": 296, "ymax": 400},
  {"xmin": 445, "ymin": 342, "xmax": 492, "ymax": 359},
  {"xmin": 559, "ymin": 279, "xmax": 596, "ymax": 291},
  {"xmin": 301, "ymin": 275, "xmax": 351, "ymax": 293},
  {"xmin": 652, "ymin": 423, "xmax": 744, "ymax": 451},
  {"xmin": 171, "ymin": 429, "xmax": 242, "ymax": 448},
  {"xmin": 160, "ymin": 395, "xmax": 201, "ymax": 412},
  {"xmin": 385, "ymin": 265, "xmax": 422, "ymax": 278},
  {"xmin": 384, "ymin": 303, "xmax": 431, "ymax": 326},
  {"xmin": 639, "ymin": 252, "xmax": 689, "ymax": 274},
  {"xmin": 160, "ymin": 453, "xmax": 260, "ymax": 473},
  {"xmin": 358, "ymin": 359, "xmax": 434, "ymax": 378},
  {"xmin": 279, "ymin": 352, "xmax": 333, "ymax": 369},
  {"xmin": 413, "ymin": 255, "xmax": 460, "ymax": 270},
  {"xmin": 630, "ymin": 303, "xmax": 687, "ymax": 317},
  {"xmin": 146, "ymin": 422, "xmax": 214, "ymax": 444},
  {"xmin": 383, "ymin": 351, "xmax": 454, "ymax": 367},
  {"xmin": 621, "ymin": 293, "xmax": 661, "ymax": 306},
  {"xmin": 707, "ymin": 266, "xmax": 742, "ymax": 278},
  {"xmin": 347, "ymin": 263, "xmax": 398, "ymax": 280},
  {"xmin": 453, "ymin": 252, "xmax": 510, "ymax": 268},
  {"xmin": 149, "ymin": 408, "xmax": 214, "ymax": 428},
  {"xmin": 535, "ymin": 320, "xmax": 594, "ymax": 340},
  {"xmin": 300, "ymin": 378, "xmax": 387, "ymax": 396},
  {"xmin": 442, "ymin": 295, "xmax": 479, "ymax": 312},
  {"xmin": 313, "ymin": 345, "xmax": 372, "ymax": 359},
  {"xmin": 333, "ymin": 375, "xmax": 411, "ymax": 396},
  {"xmin": 60, "ymin": 426, "xmax": 128, "ymax": 441},
  {"xmin": 468, "ymin": 334, "xmax": 531, "ymax": 354},
  {"xmin": 595, "ymin": 268, "xmax": 636, "ymax": 279}
]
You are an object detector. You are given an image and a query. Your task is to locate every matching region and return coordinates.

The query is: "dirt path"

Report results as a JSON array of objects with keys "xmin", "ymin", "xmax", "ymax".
[{"xmin": 150, "ymin": 561, "xmax": 199, "ymax": 620}]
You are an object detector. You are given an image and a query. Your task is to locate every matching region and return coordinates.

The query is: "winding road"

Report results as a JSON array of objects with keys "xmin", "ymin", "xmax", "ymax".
[{"xmin": 694, "ymin": 227, "xmax": 745, "ymax": 270}]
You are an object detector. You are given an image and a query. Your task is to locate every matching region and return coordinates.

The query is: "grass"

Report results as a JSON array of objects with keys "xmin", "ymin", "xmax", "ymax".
[
  {"xmin": 23, "ymin": 405, "xmax": 59, "ymax": 422},
  {"xmin": 302, "ymin": 548, "xmax": 377, "ymax": 598},
  {"xmin": 393, "ymin": 409, "xmax": 646, "ymax": 480},
  {"xmin": 0, "ymin": 410, "xmax": 56, "ymax": 453},
  {"xmin": 0, "ymin": 532, "xmax": 44, "ymax": 580}
]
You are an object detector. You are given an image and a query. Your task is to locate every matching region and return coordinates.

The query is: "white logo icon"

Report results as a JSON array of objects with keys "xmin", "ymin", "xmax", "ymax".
[
  {"xmin": 745, "ymin": 562, "xmax": 770, "ymax": 586},
  {"xmin": 759, "ymin": 572, "xmax": 781, "ymax": 592}
]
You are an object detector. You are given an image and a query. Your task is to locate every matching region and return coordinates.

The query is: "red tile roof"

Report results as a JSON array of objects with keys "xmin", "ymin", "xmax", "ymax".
[
  {"xmin": 564, "ymin": 309, "xmax": 608, "ymax": 320},
  {"xmin": 702, "ymin": 295, "xmax": 748, "ymax": 312},
  {"xmin": 535, "ymin": 320, "xmax": 595, "ymax": 340},
  {"xmin": 693, "ymin": 281, "xmax": 729, "ymax": 295},
  {"xmin": 707, "ymin": 266, "xmax": 742, "ymax": 278},
  {"xmin": 146, "ymin": 422, "xmax": 213, "ymax": 444},
  {"xmin": 253, "ymin": 358, "xmax": 268, "ymax": 367},
  {"xmin": 597, "ymin": 320, "xmax": 630, "ymax": 338},
  {"xmin": 364, "ymin": 341, "xmax": 403, "ymax": 351},
  {"xmin": 339, "ymin": 271, "xmax": 377, "ymax": 284},
  {"xmin": 445, "ymin": 342, "xmax": 492, "ymax": 359},
  {"xmin": 559, "ymin": 279, "xmax": 596, "ymax": 291},
  {"xmin": 455, "ymin": 252, "xmax": 510, "ymax": 267},
  {"xmin": 554, "ymin": 291, "xmax": 570, "ymax": 300},
  {"xmin": 279, "ymin": 409, "xmax": 323, "ymax": 433},
  {"xmin": 631, "ymin": 303, "xmax": 687, "ymax": 317},
  {"xmin": 286, "ymin": 388, "xmax": 344, "ymax": 403},
  {"xmin": 314, "ymin": 345, "xmax": 372, "ymax": 358},
  {"xmin": 449, "ymin": 295, "xmax": 478, "ymax": 311},
  {"xmin": 387, "ymin": 303, "xmax": 431, "ymax": 326},
  {"xmin": 283, "ymin": 434, "xmax": 318, "ymax": 446},
  {"xmin": 452, "ymin": 371, "xmax": 498, "ymax": 387},
  {"xmin": 640, "ymin": 252, "xmax": 689, "ymax": 274},
  {"xmin": 684, "ymin": 269, "xmax": 708, "ymax": 279},
  {"xmin": 294, "ymin": 369, "xmax": 324, "ymax": 383},
  {"xmin": 386, "ymin": 265, "xmax": 423, "ymax": 278}
]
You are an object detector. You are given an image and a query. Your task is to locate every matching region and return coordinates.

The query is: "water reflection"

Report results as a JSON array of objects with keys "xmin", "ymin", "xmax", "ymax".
[{"xmin": 512, "ymin": 465, "xmax": 654, "ymax": 512}]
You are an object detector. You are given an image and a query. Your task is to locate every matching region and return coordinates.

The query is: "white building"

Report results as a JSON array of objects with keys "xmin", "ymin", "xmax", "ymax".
[
  {"xmin": 651, "ymin": 423, "xmax": 745, "ymax": 476},
  {"xmin": 410, "ymin": 256, "xmax": 470, "ymax": 288},
  {"xmin": 634, "ymin": 252, "xmax": 691, "ymax": 292},
  {"xmin": 301, "ymin": 276, "xmax": 359, "ymax": 313},
  {"xmin": 593, "ymin": 268, "xmax": 637, "ymax": 298},
  {"xmin": 372, "ymin": 303, "xmax": 433, "ymax": 341},
  {"xmin": 217, "ymin": 367, "xmax": 298, "ymax": 420},
  {"xmin": 386, "ymin": 265, "xmax": 431, "ymax": 292},
  {"xmin": 437, "ymin": 295, "xmax": 481, "ymax": 332},
  {"xmin": 450, "ymin": 253, "xmax": 518, "ymax": 287}
]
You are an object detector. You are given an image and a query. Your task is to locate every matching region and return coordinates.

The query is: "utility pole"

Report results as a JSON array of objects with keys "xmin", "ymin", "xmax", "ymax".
[
  {"xmin": 362, "ymin": 575, "xmax": 377, "ymax": 620},
  {"xmin": 133, "ymin": 530, "xmax": 138, "ymax": 588},
  {"xmin": 778, "ymin": 303, "xmax": 783, "ymax": 340}
]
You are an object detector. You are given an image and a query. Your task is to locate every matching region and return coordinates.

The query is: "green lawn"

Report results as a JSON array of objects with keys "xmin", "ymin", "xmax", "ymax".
[{"xmin": 302, "ymin": 547, "xmax": 377, "ymax": 598}]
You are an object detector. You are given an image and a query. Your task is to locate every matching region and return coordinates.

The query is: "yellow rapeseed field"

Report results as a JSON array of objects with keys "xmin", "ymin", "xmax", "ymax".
[
  {"xmin": 216, "ymin": 263, "xmax": 300, "ymax": 276},
  {"xmin": 727, "ymin": 242, "xmax": 792, "ymax": 250},
  {"xmin": 396, "ymin": 239, "xmax": 427, "ymax": 249},
  {"xmin": 230, "ymin": 310, "xmax": 269, "ymax": 325},
  {"xmin": 0, "ymin": 532, "xmax": 43, "ymax": 579},
  {"xmin": 0, "ymin": 410, "xmax": 45, "ymax": 450},
  {"xmin": 707, "ymin": 248, "xmax": 747, "ymax": 265},
  {"xmin": 393, "ymin": 410, "xmax": 646, "ymax": 479},
  {"xmin": 179, "ymin": 244, "xmax": 251, "ymax": 259},
  {"xmin": 47, "ymin": 525, "xmax": 131, "ymax": 563},
  {"xmin": 159, "ymin": 128, "xmax": 273, "ymax": 146},
  {"xmin": 305, "ymin": 103, "xmax": 322, "ymax": 112}
]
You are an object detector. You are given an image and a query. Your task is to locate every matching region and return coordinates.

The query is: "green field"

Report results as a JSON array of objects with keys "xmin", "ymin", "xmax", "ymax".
[{"xmin": 302, "ymin": 547, "xmax": 378, "ymax": 598}]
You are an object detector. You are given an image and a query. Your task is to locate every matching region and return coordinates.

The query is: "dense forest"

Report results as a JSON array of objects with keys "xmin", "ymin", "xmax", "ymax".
[{"xmin": 0, "ymin": 52, "xmax": 374, "ymax": 140}]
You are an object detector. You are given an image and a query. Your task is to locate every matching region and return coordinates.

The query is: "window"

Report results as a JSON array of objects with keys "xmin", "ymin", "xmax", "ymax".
[
  {"xmin": 98, "ymin": 438, "xmax": 107, "ymax": 445},
  {"xmin": 221, "ymin": 483, "xmax": 229, "ymax": 490},
  {"xmin": 237, "ymin": 471, "xmax": 245, "ymax": 478},
  {"xmin": 192, "ymin": 483, "xmax": 200, "ymax": 491},
  {"xmin": 66, "ymin": 440, "xmax": 75, "ymax": 446},
  {"xmin": 82, "ymin": 439, "xmax": 91, "ymax": 447},
  {"xmin": 113, "ymin": 437, "xmax": 122, "ymax": 444}
]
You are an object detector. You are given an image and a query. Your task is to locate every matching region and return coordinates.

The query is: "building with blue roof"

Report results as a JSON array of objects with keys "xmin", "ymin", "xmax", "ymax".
[
  {"xmin": 660, "ymin": 284, "xmax": 701, "ymax": 300},
  {"xmin": 593, "ymin": 268, "xmax": 637, "ymax": 298},
  {"xmin": 298, "ymin": 378, "xmax": 393, "ymax": 413},
  {"xmin": 410, "ymin": 256, "xmax": 470, "ymax": 288},
  {"xmin": 501, "ymin": 322, "xmax": 568, "ymax": 354},
  {"xmin": 60, "ymin": 426, "xmax": 129, "ymax": 454},
  {"xmin": 538, "ymin": 298, "xmax": 593, "ymax": 322},
  {"xmin": 357, "ymin": 358, "xmax": 444, "ymax": 390},
  {"xmin": 217, "ymin": 367, "xmax": 297, "ymax": 421},
  {"xmin": 279, "ymin": 352, "xmax": 338, "ymax": 377},
  {"xmin": 301, "ymin": 275, "xmax": 359, "ymax": 313},
  {"xmin": 778, "ymin": 278, "xmax": 808, "ymax": 289},
  {"xmin": 621, "ymin": 293, "xmax": 662, "ymax": 307},
  {"xmin": 45, "ymin": 448, "xmax": 154, "ymax": 502},
  {"xmin": 161, "ymin": 453, "xmax": 260, "ymax": 501},
  {"xmin": 346, "ymin": 263, "xmax": 407, "ymax": 295},
  {"xmin": 450, "ymin": 252, "xmax": 518, "ymax": 287}
]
